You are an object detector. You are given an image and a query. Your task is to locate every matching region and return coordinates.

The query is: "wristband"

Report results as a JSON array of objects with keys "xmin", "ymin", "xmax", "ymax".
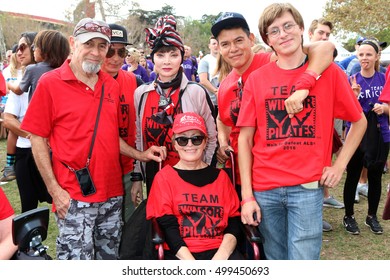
[
  {"xmin": 240, "ymin": 197, "xmax": 256, "ymax": 206},
  {"xmin": 305, "ymin": 70, "xmax": 321, "ymax": 80},
  {"xmin": 295, "ymin": 71, "xmax": 321, "ymax": 91},
  {"xmin": 130, "ymin": 172, "xmax": 143, "ymax": 182}
]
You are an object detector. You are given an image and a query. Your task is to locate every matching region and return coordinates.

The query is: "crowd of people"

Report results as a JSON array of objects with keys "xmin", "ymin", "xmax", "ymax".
[{"xmin": 0, "ymin": 2, "xmax": 389, "ymax": 260}]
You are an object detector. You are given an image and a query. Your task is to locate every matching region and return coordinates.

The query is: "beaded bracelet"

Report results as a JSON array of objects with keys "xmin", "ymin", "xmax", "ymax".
[{"xmin": 240, "ymin": 197, "xmax": 256, "ymax": 206}]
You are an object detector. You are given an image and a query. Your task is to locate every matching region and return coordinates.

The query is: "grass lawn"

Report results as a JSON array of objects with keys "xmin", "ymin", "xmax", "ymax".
[{"xmin": 1, "ymin": 138, "xmax": 389, "ymax": 260}]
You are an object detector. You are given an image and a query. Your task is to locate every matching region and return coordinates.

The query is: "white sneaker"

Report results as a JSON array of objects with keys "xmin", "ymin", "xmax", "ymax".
[
  {"xmin": 354, "ymin": 188, "xmax": 360, "ymax": 203},
  {"xmin": 357, "ymin": 183, "xmax": 368, "ymax": 197}
]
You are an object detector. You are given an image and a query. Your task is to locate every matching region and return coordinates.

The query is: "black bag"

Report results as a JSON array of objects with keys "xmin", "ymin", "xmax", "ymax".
[
  {"xmin": 118, "ymin": 200, "xmax": 149, "ymax": 259},
  {"xmin": 119, "ymin": 198, "xmax": 157, "ymax": 260},
  {"xmin": 360, "ymin": 110, "xmax": 386, "ymax": 168}
]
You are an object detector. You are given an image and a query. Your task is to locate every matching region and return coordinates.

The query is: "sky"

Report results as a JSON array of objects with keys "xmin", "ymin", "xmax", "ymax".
[{"xmin": 0, "ymin": 0, "xmax": 329, "ymax": 40}]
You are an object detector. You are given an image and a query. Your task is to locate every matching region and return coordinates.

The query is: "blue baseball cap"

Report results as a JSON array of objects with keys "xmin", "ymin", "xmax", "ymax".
[
  {"xmin": 211, "ymin": 12, "xmax": 250, "ymax": 38},
  {"xmin": 356, "ymin": 36, "xmax": 366, "ymax": 44}
]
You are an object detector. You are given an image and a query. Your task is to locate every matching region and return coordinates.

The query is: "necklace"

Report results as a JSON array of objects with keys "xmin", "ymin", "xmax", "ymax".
[{"xmin": 361, "ymin": 72, "xmax": 376, "ymax": 88}]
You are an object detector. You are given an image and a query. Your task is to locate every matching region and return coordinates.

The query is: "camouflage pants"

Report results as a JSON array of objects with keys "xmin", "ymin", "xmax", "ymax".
[{"xmin": 55, "ymin": 196, "xmax": 123, "ymax": 260}]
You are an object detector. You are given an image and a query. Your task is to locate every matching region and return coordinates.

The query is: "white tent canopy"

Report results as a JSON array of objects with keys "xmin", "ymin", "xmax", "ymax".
[
  {"xmin": 380, "ymin": 46, "xmax": 390, "ymax": 66},
  {"xmin": 334, "ymin": 43, "xmax": 353, "ymax": 62}
]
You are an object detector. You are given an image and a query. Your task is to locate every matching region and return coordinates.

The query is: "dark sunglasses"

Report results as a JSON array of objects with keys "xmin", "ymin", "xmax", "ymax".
[
  {"xmin": 106, "ymin": 48, "xmax": 128, "ymax": 58},
  {"xmin": 17, "ymin": 43, "xmax": 30, "ymax": 53},
  {"xmin": 74, "ymin": 22, "xmax": 111, "ymax": 38},
  {"xmin": 174, "ymin": 135, "xmax": 205, "ymax": 147}
]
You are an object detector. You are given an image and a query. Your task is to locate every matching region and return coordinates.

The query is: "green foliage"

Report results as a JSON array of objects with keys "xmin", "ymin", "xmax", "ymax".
[
  {"xmin": 323, "ymin": 0, "xmax": 390, "ymax": 44},
  {"xmin": 181, "ymin": 15, "xmax": 219, "ymax": 57},
  {"xmin": 128, "ymin": 2, "xmax": 179, "ymax": 26}
]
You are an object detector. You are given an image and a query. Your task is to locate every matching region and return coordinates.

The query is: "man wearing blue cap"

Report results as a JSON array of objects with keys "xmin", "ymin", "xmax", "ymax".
[{"xmin": 212, "ymin": 11, "xmax": 335, "ymax": 192}]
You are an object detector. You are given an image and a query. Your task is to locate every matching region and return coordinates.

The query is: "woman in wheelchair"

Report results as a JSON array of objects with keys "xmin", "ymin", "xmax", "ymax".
[{"xmin": 146, "ymin": 112, "xmax": 244, "ymax": 260}]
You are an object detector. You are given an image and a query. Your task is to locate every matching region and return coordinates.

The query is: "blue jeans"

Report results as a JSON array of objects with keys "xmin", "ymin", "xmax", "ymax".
[{"xmin": 254, "ymin": 185, "xmax": 323, "ymax": 260}]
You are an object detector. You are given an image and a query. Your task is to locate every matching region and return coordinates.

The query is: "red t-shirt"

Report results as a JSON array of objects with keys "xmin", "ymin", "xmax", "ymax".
[
  {"xmin": 117, "ymin": 70, "xmax": 137, "ymax": 175},
  {"xmin": 379, "ymin": 67, "xmax": 390, "ymax": 103},
  {"xmin": 21, "ymin": 60, "xmax": 123, "ymax": 203},
  {"xmin": 142, "ymin": 88, "xmax": 182, "ymax": 167},
  {"xmin": 0, "ymin": 72, "xmax": 6, "ymax": 96},
  {"xmin": 0, "ymin": 188, "xmax": 14, "ymax": 220},
  {"xmin": 237, "ymin": 62, "xmax": 362, "ymax": 192},
  {"xmin": 146, "ymin": 165, "xmax": 240, "ymax": 253},
  {"xmin": 217, "ymin": 52, "xmax": 272, "ymax": 184}
]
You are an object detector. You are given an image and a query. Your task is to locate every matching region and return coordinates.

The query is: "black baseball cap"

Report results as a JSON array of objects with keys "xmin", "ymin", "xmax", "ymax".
[
  {"xmin": 109, "ymin": 23, "xmax": 132, "ymax": 45},
  {"xmin": 379, "ymin": 41, "xmax": 387, "ymax": 48},
  {"xmin": 211, "ymin": 12, "xmax": 250, "ymax": 38}
]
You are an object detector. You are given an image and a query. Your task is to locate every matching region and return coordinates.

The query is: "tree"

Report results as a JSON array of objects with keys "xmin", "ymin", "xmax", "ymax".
[
  {"xmin": 181, "ymin": 14, "xmax": 220, "ymax": 57},
  {"xmin": 323, "ymin": 0, "xmax": 390, "ymax": 49}
]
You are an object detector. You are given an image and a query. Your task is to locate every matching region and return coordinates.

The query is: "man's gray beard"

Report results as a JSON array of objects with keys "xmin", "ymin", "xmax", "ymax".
[{"xmin": 82, "ymin": 61, "xmax": 101, "ymax": 74}]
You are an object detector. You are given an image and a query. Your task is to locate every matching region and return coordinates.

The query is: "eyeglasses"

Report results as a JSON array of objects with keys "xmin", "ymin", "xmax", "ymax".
[
  {"xmin": 17, "ymin": 43, "xmax": 30, "ymax": 53},
  {"xmin": 266, "ymin": 22, "xmax": 297, "ymax": 38},
  {"xmin": 174, "ymin": 136, "xmax": 205, "ymax": 146},
  {"xmin": 31, "ymin": 44, "xmax": 36, "ymax": 51},
  {"xmin": 106, "ymin": 47, "xmax": 128, "ymax": 58},
  {"xmin": 74, "ymin": 22, "xmax": 111, "ymax": 38}
]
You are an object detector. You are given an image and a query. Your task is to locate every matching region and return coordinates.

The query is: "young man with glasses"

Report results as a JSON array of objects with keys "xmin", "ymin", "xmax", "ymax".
[
  {"xmin": 211, "ymin": 11, "xmax": 334, "ymax": 201},
  {"xmin": 237, "ymin": 3, "xmax": 366, "ymax": 259},
  {"xmin": 21, "ymin": 18, "xmax": 166, "ymax": 260}
]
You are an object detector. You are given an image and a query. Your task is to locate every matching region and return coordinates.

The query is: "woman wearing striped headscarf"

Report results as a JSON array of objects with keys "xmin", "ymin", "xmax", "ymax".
[{"xmin": 131, "ymin": 15, "xmax": 217, "ymax": 201}]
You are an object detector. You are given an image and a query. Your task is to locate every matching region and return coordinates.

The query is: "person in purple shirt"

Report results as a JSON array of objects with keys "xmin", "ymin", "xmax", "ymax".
[
  {"xmin": 182, "ymin": 45, "xmax": 198, "ymax": 81},
  {"xmin": 343, "ymin": 38, "xmax": 390, "ymax": 235},
  {"xmin": 122, "ymin": 47, "xmax": 150, "ymax": 83}
]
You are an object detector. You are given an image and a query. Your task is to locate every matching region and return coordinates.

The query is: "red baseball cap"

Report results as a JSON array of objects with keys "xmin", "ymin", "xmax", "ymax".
[{"xmin": 172, "ymin": 112, "xmax": 207, "ymax": 136}]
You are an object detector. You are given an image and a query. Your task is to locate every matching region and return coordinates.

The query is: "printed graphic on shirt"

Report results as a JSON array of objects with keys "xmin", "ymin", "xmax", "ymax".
[
  {"xmin": 229, "ymin": 86, "xmax": 241, "ymax": 125},
  {"xmin": 178, "ymin": 193, "xmax": 223, "ymax": 239},
  {"xmin": 266, "ymin": 96, "xmax": 316, "ymax": 140},
  {"xmin": 104, "ymin": 92, "xmax": 115, "ymax": 104},
  {"xmin": 119, "ymin": 96, "xmax": 129, "ymax": 139},
  {"xmin": 144, "ymin": 106, "xmax": 173, "ymax": 147},
  {"xmin": 358, "ymin": 85, "xmax": 383, "ymax": 99},
  {"xmin": 179, "ymin": 203, "xmax": 223, "ymax": 239}
]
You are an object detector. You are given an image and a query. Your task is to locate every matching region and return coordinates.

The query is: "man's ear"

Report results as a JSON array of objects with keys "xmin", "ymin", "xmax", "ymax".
[{"xmin": 249, "ymin": 33, "xmax": 256, "ymax": 47}]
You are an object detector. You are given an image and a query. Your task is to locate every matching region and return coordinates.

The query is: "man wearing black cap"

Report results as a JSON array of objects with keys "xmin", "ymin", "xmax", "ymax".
[
  {"xmin": 21, "ymin": 18, "xmax": 166, "ymax": 260},
  {"xmin": 101, "ymin": 23, "xmax": 143, "ymax": 223}
]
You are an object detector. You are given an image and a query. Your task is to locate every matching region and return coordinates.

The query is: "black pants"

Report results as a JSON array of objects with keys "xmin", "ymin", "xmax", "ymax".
[
  {"xmin": 15, "ymin": 147, "xmax": 52, "ymax": 212},
  {"xmin": 343, "ymin": 144, "xmax": 389, "ymax": 217},
  {"xmin": 164, "ymin": 247, "xmax": 245, "ymax": 260}
]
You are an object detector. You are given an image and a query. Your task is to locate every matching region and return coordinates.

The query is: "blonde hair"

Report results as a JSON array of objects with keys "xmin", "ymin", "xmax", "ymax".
[
  {"xmin": 213, "ymin": 52, "xmax": 232, "ymax": 82},
  {"xmin": 252, "ymin": 44, "xmax": 266, "ymax": 53},
  {"xmin": 127, "ymin": 47, "xmax": 141, "ymax": 63},
  {"xmin": 9, "ymin": 53, "xmax": 25, "ymax": 77}
]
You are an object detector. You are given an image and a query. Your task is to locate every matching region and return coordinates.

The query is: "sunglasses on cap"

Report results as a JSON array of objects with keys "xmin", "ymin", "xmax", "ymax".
[
  {"xmin": 17, "ymin": 43, "xmax": 31, "ymax": 53},
  {"xmin": 74, "ymin": 22, "xmax": 111, "ymax": 38},
  {"xmin": 106, "ymin": 47, "xmax": 128, "ymax": 58},
  {"xmin": 174, "ymin": 135, "xmax": 205, "ymax": 147}
]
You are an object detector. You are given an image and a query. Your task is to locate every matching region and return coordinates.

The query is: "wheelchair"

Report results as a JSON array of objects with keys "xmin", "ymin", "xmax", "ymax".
[
  {"xmin": 151, "ymin": 151, "xmax": 264, "ymax": 260},
  {"xmin": 11, "ymin": 207, "xmax": 52, "ymax": 260}
]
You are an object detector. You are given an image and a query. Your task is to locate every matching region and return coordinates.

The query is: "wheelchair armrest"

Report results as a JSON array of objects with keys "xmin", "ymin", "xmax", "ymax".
[
  {"xmin": 151, "ymin": 218, "xmax": 164, "ymax": 245},
  {"xmin": 243, "ymin": 224, "xmax": 263, "ymax": 244}
]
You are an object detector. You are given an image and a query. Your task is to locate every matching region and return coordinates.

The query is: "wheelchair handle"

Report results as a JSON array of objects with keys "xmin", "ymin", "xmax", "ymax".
[{"xmin": 224, "ymin": 149, "xmax": 235, "ymax": 186}]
